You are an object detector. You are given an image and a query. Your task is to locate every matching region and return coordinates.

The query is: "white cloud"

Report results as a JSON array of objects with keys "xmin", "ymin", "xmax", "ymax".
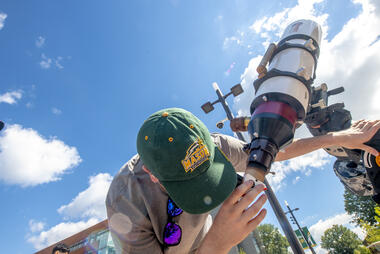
[
  {"xmin": 0, "ymin": 12, "xmax": 7, "ymax": 30},
  {"xmin": 215, "ymin": 15, "xmax": 223, "ymax": 22},
  {"xmin": 223, "ymin": 36, "xmax": 243, "ymax": 49},
  {"xmin": 223, "ymin": 0, "xmax": 328, "ymax": 51},
  {"xmin": 29, "ymin": 220, "xmax": 46, "ymax": 233},
  {"xmin": 308, "ymin": 212, "xmax": 365, "ymax": 254},
  {"xmin": 314, "ymin": 0, "xmax": 380, "ymax": 120},
  {"xmin": 292, "ymin": 176, "xmax": 301, "ymax": 184},
  {"xmin": 0, "ymin": 124, "xmax": 81, "ymax": 187},
  {"xmin": 309, "ymin": 213, "xmax": 351, "ymax": 243},
  {"xmin": 305, "ymin": 169, "xmax": 312, "ymax": 176},
  {"xmin": 35, "ymin": 36, "xmax": 45, "ymax": 48},
  {"xmin": 58, "ymin": 173, "xmax": 112, "ymax": 220},
  {"xmin": 40, "ymin": 54, "xmax": 52, "ymax": 69},
  {"xmin": 233, "ymin": 55, "xmax": 262, "ymax": 117},
  {"xmin": 51, "ymin": 107, "xmax": 62, "ymax": 115},
  {"xmin": 0, "ymin": 90, "xmax": 23, "ymax": 104},
  {"xmin": 268, "ymin": 150, "xmax": 331, "ymax": 191},
  {"xmin": 27, "ymin": 218, "xmax": 100, "ymax": 250},
  {"xmin": 55, "ymin": 56, "xmax": 64, "ymax": 69},
  {"xmin": 40, "ymin": 54, "xmax": 65, "ymax": 69},
  {"xmin": 312, "ymin": 245, "xmax": 327, "ymax": 254},
  {"xmin": 249, "ymin": 16, "xmax": 268, "ymax": 34},
  {"xmin": 27, "ymin": 173, "xmax": 112, "ymax": 250},
  {"xmin": 250, "ymin": 0, "xmax": 328, "ymax": 44}
]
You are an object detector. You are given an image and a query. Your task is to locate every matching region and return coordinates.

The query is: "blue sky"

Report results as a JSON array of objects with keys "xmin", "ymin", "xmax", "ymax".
[{"xmin": 0, "ymin": 0, "xmax": 379, "ymax": 253}]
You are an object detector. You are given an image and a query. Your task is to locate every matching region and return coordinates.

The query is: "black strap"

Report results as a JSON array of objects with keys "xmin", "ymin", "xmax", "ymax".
[
  {"xmin": 269, "ymin": 34, "xmax": 320, "ymax": 81},
  {"xmin": 253, "ymin": 68, "xmax": 313, "ymax": 95},
  {"xmin": 278, "ymin": 34, "xmax": 320, "ymax": 58},
  {"xmin": 269, "ymin": 42, "xmax": 318, "ymax": 80}
]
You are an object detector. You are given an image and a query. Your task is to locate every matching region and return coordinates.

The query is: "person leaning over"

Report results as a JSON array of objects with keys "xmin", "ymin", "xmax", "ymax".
[
  {"xmin": 106, "ymin": 108, "xmax": 380, "ymax": 254},
  {"xmin": 52, "ymin": 243, "xmax": 70, "ymax": 254}
]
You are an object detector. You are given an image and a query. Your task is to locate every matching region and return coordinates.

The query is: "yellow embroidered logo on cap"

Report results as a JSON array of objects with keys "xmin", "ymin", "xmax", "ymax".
[{"xmin": 181, "ymin": 139, "xmax": 210, "ymax": 173}]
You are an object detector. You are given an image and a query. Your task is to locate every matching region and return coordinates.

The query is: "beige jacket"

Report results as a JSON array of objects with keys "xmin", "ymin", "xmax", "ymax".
[{"xmin": 106, "ymin": 133, "xmax": 249, "ymax": 254}]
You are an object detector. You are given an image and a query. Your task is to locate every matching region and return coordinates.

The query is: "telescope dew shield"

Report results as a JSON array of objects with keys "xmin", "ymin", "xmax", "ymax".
[{"xmin": 247, "ymin": 20, "xmax": 322, "ymax": 181}]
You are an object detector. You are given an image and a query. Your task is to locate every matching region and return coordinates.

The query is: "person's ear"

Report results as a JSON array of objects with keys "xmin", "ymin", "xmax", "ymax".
[{"xmin": 142, "ymin": 165, "xmax": 160, "ymax": 183}]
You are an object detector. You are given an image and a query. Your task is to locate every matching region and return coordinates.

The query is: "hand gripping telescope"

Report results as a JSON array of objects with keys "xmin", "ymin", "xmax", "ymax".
[
  {"xmin": 305, "ymin": 83, "xmax": 380, "ymax": 203},
  {"xmin": 243, "ymin": 20, "xmax": 322, "ymax": 182}
]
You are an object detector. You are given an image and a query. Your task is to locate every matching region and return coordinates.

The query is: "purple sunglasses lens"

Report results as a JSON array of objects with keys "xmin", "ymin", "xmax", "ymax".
[
  {"xmin": 168, "ymin": 198, "xmax": 183, "ymax": 217},
  {"xmin": 164, "ymin": 222, "xmax": 181, "ymax": 245}
]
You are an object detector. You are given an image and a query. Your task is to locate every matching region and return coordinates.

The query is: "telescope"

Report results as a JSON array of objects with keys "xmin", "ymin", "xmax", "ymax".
[
  {"xmin": 243, "ymin": 20, "xmax": 322, "ymax": 183},
  {"xmin": 229, "ymin": 19, "xmax": 379, "ymax": 203}
]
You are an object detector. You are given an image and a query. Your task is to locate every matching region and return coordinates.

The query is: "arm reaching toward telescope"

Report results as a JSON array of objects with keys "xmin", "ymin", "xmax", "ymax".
[
  {"xmin": 330, "ymin": 119, "xmax": 380, "ymax": 156},
  {"xmin": 275, "ymin": 119, "xmax": 380, "ymax": 162}
]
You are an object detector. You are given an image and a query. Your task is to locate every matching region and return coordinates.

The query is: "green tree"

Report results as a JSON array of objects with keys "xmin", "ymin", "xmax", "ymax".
[
  {"xmin": 361, "ymin": 206, "xmax": 380, "ymax": 246},
  {"xmin": 256, "ymin": 224, "xmax": 289, "ymax": 254},
  {"xmin": 321, "ymin": 224, "xmax": 361, "ymax": 254},
  {"xmin": 353, "ymin": 245, "xmax": 371, "ymax": 254},
  {"xmin": 344, "ymin": 188, "xmax": 377, "ymax": 226}
]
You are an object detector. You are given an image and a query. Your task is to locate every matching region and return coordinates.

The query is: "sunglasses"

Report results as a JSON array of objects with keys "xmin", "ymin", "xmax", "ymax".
[{"xmin": 163, "ymin": 198, "xmax": 183, "ymax": 247}]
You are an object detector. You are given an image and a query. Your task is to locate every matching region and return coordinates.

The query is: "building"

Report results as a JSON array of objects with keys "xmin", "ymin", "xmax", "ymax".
[
  {"xmin": 35, "ymin": 220, "xmax": 116, "ymax": 254},
  {"xmin": 35, "ymin": 218, "xmax": 264, "ymax": 254}
]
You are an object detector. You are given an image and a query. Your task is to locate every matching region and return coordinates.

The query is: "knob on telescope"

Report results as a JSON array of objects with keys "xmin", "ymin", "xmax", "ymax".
[{"xmin": 327, "ymin": 86, "xmax": 344, "ymax": 97}]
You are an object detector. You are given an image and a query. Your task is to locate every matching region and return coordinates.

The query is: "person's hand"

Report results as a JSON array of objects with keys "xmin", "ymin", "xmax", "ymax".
[
  {"xmin": 332, "ymin": 119, "xmax": 380, "ymax": 156},
  {"xmin": 197, "ymin": 180, "xmax": 267, "ymax": 254}
]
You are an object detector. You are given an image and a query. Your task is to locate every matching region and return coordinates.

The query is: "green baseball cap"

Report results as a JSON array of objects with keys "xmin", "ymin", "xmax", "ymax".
[{"xmin": 137, "ymin": 108, "xmax": 237, "ymax": 214}]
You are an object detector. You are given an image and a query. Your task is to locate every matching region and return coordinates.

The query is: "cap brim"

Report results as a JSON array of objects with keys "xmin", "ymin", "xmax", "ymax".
[{"xmin": 162, "ymin": 145, "xmax": 237, "ymax": 214}]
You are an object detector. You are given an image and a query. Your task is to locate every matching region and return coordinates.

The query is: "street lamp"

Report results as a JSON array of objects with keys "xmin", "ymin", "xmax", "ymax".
[
  {"xmin": 201, "ymin": 82, "xmax": 243, "ymax": 114},
  {"xmin": 284, "ymin": 201, "xmax": 316, "ymax": 254},
  {"xmin": 201, "ymin": 82, "xmax": 245, "ymax": 141}
]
